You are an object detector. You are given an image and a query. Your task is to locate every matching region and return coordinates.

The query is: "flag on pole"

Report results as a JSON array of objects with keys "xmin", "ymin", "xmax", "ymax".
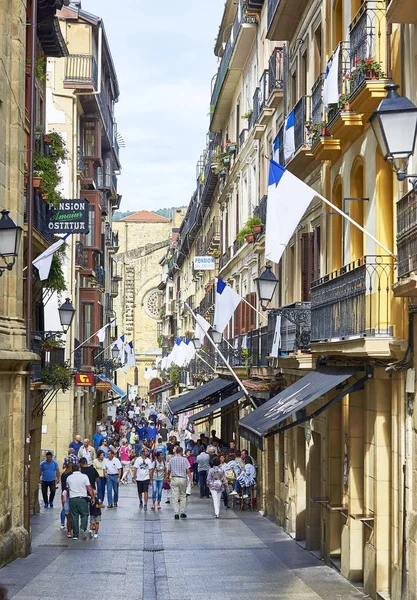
[
  {"xmin": 323, "ymin": 45, "xmax": 340, "ymax": 108},
  {"xmin": 194, "ymin": 313, "xmax": 211, "ymax": 342},
  {"xmin": 166, "ymin": 353, "xmax": 172, "ymax": 369},
  {"xmin": 144, "ymin": 368, "xmax": 150, "ymax": 380},
  {"xmin": 114, "ymin": 334, "xmax": 126, "ymax": 365},
  {"xmin": 283, "ymin": 110, "xmax": 295, "ymax": 162},
  {"xmin": 96, "ymin": 318, "xmax": 115, "ymax": 343},
  {"xmin": 126, "ymin": 341, "xmax": 136, "ymax": 368},
  {"xmin": 32, "ymin": 232, "xmax": 72, "ymax": 280},
  {"xmin": 272, "ymin": 133, "xmax": 280, "ymax": 163},
  {"xmin": 265, "ymin": 160, "xmax": 316, "ymax": 264},
  {"xmin": 213, "ymin": 278, "xmax": 242, "ymax": 334},
  {"xmin": 270, "ymin": 315, "xmax": 281, "ymax": 358},
  {"xmin": 185, "ymin": 338, "xmax": 196, "ymax": 364}
]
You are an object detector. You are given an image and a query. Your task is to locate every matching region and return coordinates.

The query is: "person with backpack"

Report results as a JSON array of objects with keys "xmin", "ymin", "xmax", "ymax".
[
  {"xmin": 207, "ymin": 457, "xmax": 228, "ymax": 519},
  {"xmin": 153, "ymin": 437, "xmax": 167, "ymax": 460},
  {"xmin": 151, "ymin": 451, "xmax": 167, "ymax": 510}
]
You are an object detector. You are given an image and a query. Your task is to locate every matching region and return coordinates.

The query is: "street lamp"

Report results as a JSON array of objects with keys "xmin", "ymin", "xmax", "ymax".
[
  {"xmin": 0, "ymin": 209, "xmax": 23, "ymax": 275},
  {"xmin": 58, "ymin": 298, "xmax": 75, "ymax": 333},
  {"xmin": 210, "ymin": 328, "xmax": 223, "ymax": 345},
  {"xmin": 369, "ymin": 83, "xmax": 417, "ymax": 186},
  {"xmin": 255, "ymin": 264, "xmax": 279, "ymax": 310},
  {"xmin": 192, "ymin": 336, "xmax": 202, "ymax": 350},
  {"xmin": 111, "ymin": 345, "xmax": 119, "ymax": 360}
]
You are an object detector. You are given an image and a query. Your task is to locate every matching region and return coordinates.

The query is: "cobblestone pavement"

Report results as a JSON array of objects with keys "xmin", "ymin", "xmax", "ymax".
[{"xmin": 1, "ymin": 484, "xmax": 366, "ymax": 599}]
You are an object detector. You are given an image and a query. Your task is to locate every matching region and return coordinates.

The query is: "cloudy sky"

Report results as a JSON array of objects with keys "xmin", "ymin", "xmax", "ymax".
[{"xmin": 84, "ymin": 0, "xmax": 224, "ymax": 212}]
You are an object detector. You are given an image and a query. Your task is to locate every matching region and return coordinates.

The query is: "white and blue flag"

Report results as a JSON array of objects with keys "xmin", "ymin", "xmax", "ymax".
[
  {"xmin": 272, "ymin": 133, "xmax": 280, "ymax": 163},
  {"xmin": 213, "ymin": 278, "xmax": 242, "ymax": 334},
  {"xmin": 283, "ymin": 110, "xmax": 295, "ymax": 162},
  {"xmin": 323, "ymin": 44, "xmax": 340, "ymax": 108},
  {"xmin": 265, "ymin": 160, "xmax": 316, "ymax": 264},
  {"xmin": 32, "ymin": 231, "xmax": 72, "ymax": 280},
  {"xmin": 194, "ymin": 312, "xmax": 211, "ymax": 342},
  {"xmin": 96, "ymin": 318, "xmax": 115, "ymax": 343},
  {"xmin": 270, "ymin": 315, "xmax": 281, "ymax": 358},
  {"xmin": 127, "ymin": 341, "xmax": 136, "ymax": 368}
]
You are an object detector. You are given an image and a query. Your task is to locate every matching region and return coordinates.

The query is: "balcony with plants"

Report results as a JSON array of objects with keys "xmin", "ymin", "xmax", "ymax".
[
  {"xmin": 210, "ymin": 0, "xmax": 258, "ymax": 132},
  {"xmin": 307, "ymin": 74, "xmax": 342, "ymax": 162},
  {"xmin": 310, "ymin": 255, "xmax": 401, "ymax": 353},
  {"xmin": 282, "ymin": 95, "xmax": 318, "ymax": 177}
]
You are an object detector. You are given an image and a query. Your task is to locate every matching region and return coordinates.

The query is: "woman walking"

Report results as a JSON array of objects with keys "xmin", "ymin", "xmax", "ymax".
[
  {"xmin": 119, "ymin": 438, "xmax": 132, "ymax": 484},
  {"xmin": 219, "ymin": 453, "xmax": 229, "ymax": 509},
  {"xmin": 207, "ymin": 457, "xmax": 227, "ymax": 518},
  {"xmin": 93, "ymin": 450, "xmax": 107, "ymax": 503},
  {"xmin": 151, "ymin": 451, "xmax": 166, "ymax": 510},
  {"xmin": 60, "ymin": 462, "xmax": 73, "ymax": 536}
]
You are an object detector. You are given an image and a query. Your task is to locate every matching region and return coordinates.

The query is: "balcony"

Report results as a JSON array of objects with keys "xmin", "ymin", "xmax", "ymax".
[
  {"xmin": 311, "ymin": 256, "xmax": 396, "ymax": 345},
  {"xmin": 310, "ymin": 74, "xmax": 341, "ymax": 161},
  {"xmin": 25, "ymin": 191, "xmax": 55, "ymax": 247},
  {"xmin": 206, "ymin": 217, "xmax": 220, "ymax": 252},
  {"xmin": 104, "ymin": 292, "xmax": 113, "ymax": 316},
  {"xmin": 267, "ymin": 48, "xmax": 284, "ymax": 108},
  {"xmin": 253, "ymin": 194, "xmax": 267, "ymax": 226},
  {"xmin": 64, "ymin": 54, "xmax": 98, "ymax": 90},
  {"xmin": 77, "ymin": 146, "xmax": 85, "ymax": 175},
  {"xmin": 387, "ymin": 0, "xmax": 417, "ymax": 23},
  {"xmin": 267, "ymin": 0, "xmax": 309, "ymax": 41},
  {"xmin": 210, "ymin": 0, "xmax": 258, "ymax": 132},
  {"xmin": 199, "ymin": 285, "xmax": 216, "ymax": 317},
  {"xmin": 92, "ymin": 251, "xmax": 105, "ymax": 289},
  {"xmin": 111, "ymin": 278, "xmax": 119, "ymax": 298},
  {"xmin": 219, "ymin": 327, "xmax": 269, "ymax": 369},
  {"xmin": 268, "ymin": 302, "xmax": 311, "ymax": 354},
  {"xmin": 75, "ymin": 241, "xmax": 85, "ymax": 269},
  {"xmin": 396, "ymin": 190, "xmax": 417, "ymax": 289},
  {"xmin": 219, "ymin": 247, "xmax": 232, "ymax": 271},
  {"xmin": 285, "ymin": 96, "xmax": 318, "ymax": 177},
  {"xmin": 80, "ymin": 157, "xmax": 101, "ymax": 189}
]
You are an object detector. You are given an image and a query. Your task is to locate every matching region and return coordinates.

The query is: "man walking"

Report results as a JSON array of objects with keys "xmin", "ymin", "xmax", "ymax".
[
  {"xmin": 92, "ymin": 427, "xmax": 104, "ymax": 450},
  {"xmin": 78, "ymin": 438, "xmax": 96, "ymax": 466},
  {"xmin": 132, "ymin": 449, "xmax": 153, "ymax": 510},
  {"xmin": 196, "ymin": 446, "xmax": 210, "ymax": 498},
  {"xmin": 104, "ymin": 449, "xmax": 122, "ymax": 507},
  {"xmin": 62, "ymin": 448, "xmax": 79, "ymax": 470},
  {"xmin": 79, "ymin": 457, "xmax": 99, "ymax": 495},
  {"xmin": 66, "ymin": 464, "xmax": 94, "ymax": 540},
  {"xmin": 39, "ymin": 451, "xmax": 60, "ymax": 508},
  {"xmin": 167, "ymin": 446, "xmax": 192, "ymax": 520},
  {"xmin": 69, "ymin": 434, "xmax": 83, "ymax": 456}
]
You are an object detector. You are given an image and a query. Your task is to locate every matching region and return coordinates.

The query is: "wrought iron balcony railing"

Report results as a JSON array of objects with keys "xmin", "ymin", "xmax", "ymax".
[
  {"xmin": 77, "ymin": 146, "xmax": 85, "ymax": 172},
  {"xmin": 253, "ymin": 194, "xmax": 267, "ymax": 226},
  {"xmin": 268, "ymin": 47, "xmax": 284, "ymax": 96},
  {"xmin": 293, "ymin": 96, "xmax": 310, "ymax": 154},
  {"xmin": 259, "ymin": 70, "xmax": 268, "ymax": 112},
  {"xmin": 311, "ymin": 73, "xmax": 324, "ymax": 129},
  {"xmin": 75, "ymin": 241, "xmax": 85, "ymax": 268},
  {"xmin": 219, "ymin": 247, "xmax": 231, "ymax": 270},
  {"xmin": 311, "ymin": 256, "xmax": 394, "ymax": 342},
  {"xmin": 268, "ymin": 302, "xmax": 311, "ymax": 353},
  {"xmin": 199, "ymin": 285, "xmax": 215, "ymax": 316},
  {"xmin": 206, "ymin": 217, "xmax": 220, "ymax": 251},
  {"xmin": 64, "ymin": 54, "xmax": 98, "ymax": 88},
  {"xmin": 397, "ymin": 189, "xmax": 417, "ymax": 278},
  {"xmin": 24, "ymin": 191, "xmax": 55, "ymax": 244}
]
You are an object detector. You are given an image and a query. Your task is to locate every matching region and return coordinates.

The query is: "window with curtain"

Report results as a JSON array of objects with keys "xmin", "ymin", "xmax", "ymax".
[{"xmin": 85, "ymin": 206, "xmax": 95, "ymax": 247}]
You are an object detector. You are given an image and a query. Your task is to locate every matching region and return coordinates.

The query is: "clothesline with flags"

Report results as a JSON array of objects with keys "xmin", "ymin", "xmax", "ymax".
[{"xmin": 264, "ymin": 157, "xmax": 394, "ymax": 265}]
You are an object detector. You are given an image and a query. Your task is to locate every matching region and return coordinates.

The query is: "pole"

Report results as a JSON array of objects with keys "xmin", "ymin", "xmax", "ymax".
[
  {"xmin": 241, "ymin": 295, "xmax": 268, "ymax": 322},
  {"xmin": 71, "ymin": 320, "xmax": 115, "ymax": 355},
  {"xmin": 24, "ymin": 0, "xmax": 37, "ymax": 537},
  {"xmin": 264, "ymin": 156, "xmax": 395, "ymax": 258},
  {"xmin": 94, "ymin": 340, "xmax": 114, "ymax": 360},
  {"xmin": 184, "ymin": 303, "xmax": 255, "ymax": 408},
  {"xmin": 195, "ymin": 352, "xmax": 216, "ymax": 374}
]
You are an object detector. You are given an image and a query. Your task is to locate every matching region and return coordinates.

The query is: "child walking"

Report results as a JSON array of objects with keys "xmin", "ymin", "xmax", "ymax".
[{"xmin": 89, "ymin": 498, "xmax": 104, "ymax": 539}]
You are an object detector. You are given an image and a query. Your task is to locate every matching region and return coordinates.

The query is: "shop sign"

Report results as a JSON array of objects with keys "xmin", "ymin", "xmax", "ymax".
[
  {"xmin": 96, "ymin": 381, "xmax": 112, "ymax": 392},
  {"xmin": 75, "ymin": 373, "xmax": 94, "ymax": 386},
  {"xmin": 47, "ymin": 198, "xmax": 89, "ymax": 233},
  {"xmin": 193, "ymin": 256, "xmax": 215, "ymax": 271}
]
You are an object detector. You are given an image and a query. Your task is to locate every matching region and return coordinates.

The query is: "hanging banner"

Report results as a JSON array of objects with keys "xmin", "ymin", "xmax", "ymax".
[{"xmin": 47, "ymin": 198, "xmax": 89, "ymax": 233}]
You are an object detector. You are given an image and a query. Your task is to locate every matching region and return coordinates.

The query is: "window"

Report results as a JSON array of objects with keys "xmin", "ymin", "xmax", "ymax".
[
  {"xmin": 83, "ymin": 121, "xmax": 96, "ymax": 157},
  {"xmin": 85, "ymin": 206, "xmax": 95, "ymax": 247},
  {"xmin": 82, "ymin": 304, "xmax": 94, "ymax": 341}
]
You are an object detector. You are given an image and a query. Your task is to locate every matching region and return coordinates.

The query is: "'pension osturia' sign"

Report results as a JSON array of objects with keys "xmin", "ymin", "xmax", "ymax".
[{"xmin": 47, "ymin": 198, "xmax": 89, "ymax": 233}]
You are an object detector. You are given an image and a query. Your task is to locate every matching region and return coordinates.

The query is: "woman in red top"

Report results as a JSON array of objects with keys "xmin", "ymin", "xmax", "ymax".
[{"xmin": 119, "ymin": 438, "xmax": 132, "ymax": 484}]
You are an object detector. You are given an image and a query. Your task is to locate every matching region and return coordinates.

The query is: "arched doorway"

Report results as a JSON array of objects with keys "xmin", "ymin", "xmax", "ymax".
[{"xmin": 148, "ymin": 377, "xmax": 162, "ymax": 404}]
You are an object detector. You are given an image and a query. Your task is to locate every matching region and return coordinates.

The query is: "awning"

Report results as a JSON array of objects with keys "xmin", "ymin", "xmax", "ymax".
[
  {"xmin": 168, "ymin": 377, "xmax": 236, "ymax": 416},
  {"xmin": 148, "ymin": 382, "xmax": 175, "ymax": 396},
  {"xmin": 97, "ymin": 374, "xmax": 127, "ymax": 400},
  {"xmin": 186, "ymin": 390, "xmax": 245, "ymax": 432},
  {"xmin": 239, "ymin": 367, "xmax": 371, "ymax": 449}
]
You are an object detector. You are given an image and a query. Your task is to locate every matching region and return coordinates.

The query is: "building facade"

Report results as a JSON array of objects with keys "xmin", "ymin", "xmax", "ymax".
[{"xmin": 158, "ymin": 1, "xmax": 417, "ymax": 599}]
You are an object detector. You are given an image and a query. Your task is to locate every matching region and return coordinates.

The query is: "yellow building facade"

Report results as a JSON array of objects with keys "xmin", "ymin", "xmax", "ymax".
[{"xmin": 159, "ymin": 1, "xmax": 417, "ymax": 599}]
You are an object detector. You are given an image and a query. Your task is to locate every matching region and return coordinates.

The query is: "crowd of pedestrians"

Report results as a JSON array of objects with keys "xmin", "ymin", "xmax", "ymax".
[{"xmin": 38, "ymin": 398, "xmax": 257, "ymax": 539}]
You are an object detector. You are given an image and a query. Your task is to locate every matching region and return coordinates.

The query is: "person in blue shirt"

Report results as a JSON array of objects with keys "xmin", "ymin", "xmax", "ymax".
[
  {"xmin": 146, "ymin": 422, "xmax": 158, "ymax": 443},
  {"xmin": 92, "ymin": 427, "xmax": 104, "ymax": 450},
  {"xmin": 135, "ymin": 423, "xmax": 146, "ymax": 441},
  {"xmin": 39, "ymin": 451, "xmax": 60, "ymax": 508},
  {"xmin": 68, "ymin": 435, "xmax": 83, "ymax": 455},
  {"xmin": 153, "ymin": 438, "xmax": 167, "ymax": 460}
]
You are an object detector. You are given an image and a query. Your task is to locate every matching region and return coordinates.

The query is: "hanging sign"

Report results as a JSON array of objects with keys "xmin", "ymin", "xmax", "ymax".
[
  {"xmin": 96, "ymin": 381, "xmax": 112, "ymax": 392},
  {"xmin": 193, "ymin": 256, "xmax": 215, "ymax": 271},
  {"xmin": 47, "ymin": 198, "xmax": 89, "ymax": 233},
  {"xmin": 75, "ymin": 373, "xmax": 94, "ymax": 386}
]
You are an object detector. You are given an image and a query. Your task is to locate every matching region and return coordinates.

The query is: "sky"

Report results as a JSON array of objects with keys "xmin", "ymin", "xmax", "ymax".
[{"xmin": 83, "ymin": 0, "xmax": 225, "ymax": 212}]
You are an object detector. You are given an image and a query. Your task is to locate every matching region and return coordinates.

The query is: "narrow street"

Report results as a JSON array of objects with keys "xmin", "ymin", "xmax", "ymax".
[{"xmin": 2, "ymin": 486, "xmax": 365, "ymax": 600}]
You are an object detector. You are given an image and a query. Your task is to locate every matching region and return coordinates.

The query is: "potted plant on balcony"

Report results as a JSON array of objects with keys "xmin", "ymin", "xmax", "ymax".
[
  {"xmin": 226, "ymin": 139, "xmax": 237, "ymax": 155},
  {"xmin": 338, "ymin": 92, "xmax": 351, "ymax": 112},
  {"xmin": 34, "ymin": 132, "xmax": 68, "ymax": 206},
  {"xmin": 41, "ymin": 336, "xmax": 64, "ymax": 353},
  {"xmin": 242, "ymin": 109, "xmax": 253, "ymax": 120},
  {"xmin": 40, "ymin": 364, "xmax": 72, "ymax": 391},
  {"xmin": 237, "ymin": 224, "xmax": 255, "ymax": 244},
  {"xmin": 247, "ymin": 215, "xmax": 263, "ymax": 234},
  {"xmin": 354, "ymin": 57, "xmax": 383, "ymax": 79}
]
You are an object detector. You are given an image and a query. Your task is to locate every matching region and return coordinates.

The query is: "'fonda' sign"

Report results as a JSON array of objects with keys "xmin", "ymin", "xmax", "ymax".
[{"xmin": 47, "ymin": 198, "xmax": 89, "ymax": 233}]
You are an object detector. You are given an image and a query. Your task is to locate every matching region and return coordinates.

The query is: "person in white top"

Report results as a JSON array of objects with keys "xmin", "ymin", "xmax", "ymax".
[
  {"xmin": 78, "ymin": 439, "xmax": 96, "ymax": 466},
  {"xmin": 132, "ymin": 449, "xmax": 154, "ymax": 510},
  {"xmin": 104, "ymin": 449, "xmax": 122, "ymax": 507},
  {"xmin": 66, "ymin": 465, "xmax": 94, "ymax": 540}
]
